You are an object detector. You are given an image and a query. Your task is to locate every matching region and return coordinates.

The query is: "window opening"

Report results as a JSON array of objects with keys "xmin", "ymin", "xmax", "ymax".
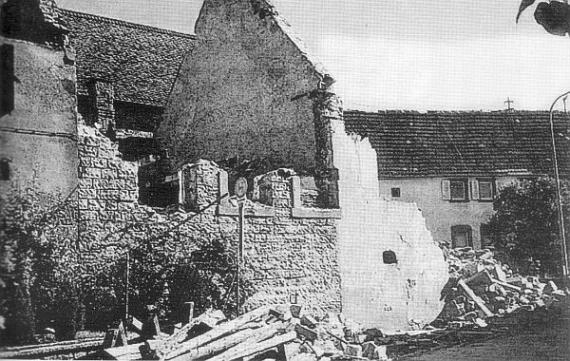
[
  {"xmin": 450, "ymin": 179, "xmax": 468, "ymax": 201},
  {"xmin": 383, "ymin": 250, "xmax": 397, "ymax": 264},
  {"xmin": 0, "ymin": 159, "xmax": 10, "ymax": 180},
  {"xmin": 391, "ymin": 187, "xmax": 401, "ymax": 198},
  {"xmin": 451, "ymin": 225, "xmax": 473, "ymax": 248}
]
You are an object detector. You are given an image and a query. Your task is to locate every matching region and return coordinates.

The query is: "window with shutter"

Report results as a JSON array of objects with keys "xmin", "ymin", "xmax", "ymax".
[
  {"xmin": 441, "ymin": 179, "xmax": 451, "ymax": 200},
  {"xmin": 478, "ymin": 179, "xmax": 494, "ymax": 201},
  {"xmin": 470, "ymin": 179, "xmax": 479, "ymax": 200}
]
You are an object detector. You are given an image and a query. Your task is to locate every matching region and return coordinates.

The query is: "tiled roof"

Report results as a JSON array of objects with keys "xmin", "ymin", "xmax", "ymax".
[
  {"xmin": 344, "ymin": 110, "xmax": 570, "ymax": 178},
  {"xmin": 60, "ymin": 9, "xmax": 196, "ymax": 107}
]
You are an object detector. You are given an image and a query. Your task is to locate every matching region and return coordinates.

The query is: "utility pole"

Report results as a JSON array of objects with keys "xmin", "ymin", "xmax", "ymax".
[{"xmin": 234, "ymin": 177, "xmax": 248, "ymax": 316}]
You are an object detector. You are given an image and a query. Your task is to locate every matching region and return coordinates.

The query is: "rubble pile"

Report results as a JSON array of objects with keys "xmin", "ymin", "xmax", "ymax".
[
  {"xmin": 93, "ymin": 247, "xmax": 568, "ymax": 361},
  {"xmin": 444, "ymin": 246, "xmax": 512, "ymax": 280},
  {"xmin": 438, "ymin": 247, "xmax": 569, "ymax": 327},
  {"xmin": 102, "ymin": 305, "xmax": 397, "ymax": 361}
]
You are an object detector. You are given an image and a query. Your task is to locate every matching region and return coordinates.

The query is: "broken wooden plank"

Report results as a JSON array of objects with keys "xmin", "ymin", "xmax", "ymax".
[
  {"xmin": 169, "ymin": 320, "xmax": 285, "ymax": 361},
  {"xmin": 295, "ymin": 324, "xmax": 318, "ymax": 341},
  {"xmin": 103, "ymin": 321, "xmax": 128, "ymax": 349},
  {"xmin": 0, "ymin": 338, "xmax": 104, "ymax": 359},
  {"xmin": 164, "ymin": 306, "xmax": 270, "ymax": 360},
  {"xmin": 458, "ymin": 279, "xmax": 494, "ymax": 318},
  {"xmin": 147, "ymin": 309, "xmax": 226, "ymax": 360},
  {"xmin": 102, "ymin": 342, "xmax": 145, "ymax": 360},
  {"xmin": 182, "ymin": 302, "xmax": 194, "ymax": 324},
  {"xmin": 205, "ymin": 331, "xmax": 297, "ymax": 361},
  {"xmin": 491, "ymin": 278, "xmax": 522, "ymax": 293}
]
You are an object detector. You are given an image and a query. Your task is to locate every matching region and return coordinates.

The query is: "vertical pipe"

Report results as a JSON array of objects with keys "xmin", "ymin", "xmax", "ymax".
[
  {"xmin": 125, "ymin": 250, "xmax": 129, "ymax": 322},
  {"xmin": 237, "ymin": 202, "xmax": 245, "ymax": 315}
]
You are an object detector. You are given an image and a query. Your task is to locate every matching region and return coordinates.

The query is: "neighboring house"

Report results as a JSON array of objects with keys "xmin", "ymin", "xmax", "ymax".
[
  {"xmin": 0, "ymin": 0, "xmax": 78, "ymax": 201},
  {"xmin": 60, "ymin": 9, "xmax": 195, "ymax": 160},
  {"xmin": 345, "ymin": 110, "xmax": 570, "ymax": 249}
]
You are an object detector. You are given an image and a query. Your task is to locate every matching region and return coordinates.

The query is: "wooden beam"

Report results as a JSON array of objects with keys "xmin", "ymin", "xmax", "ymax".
[
  {"xmin": 164, "ymin": 306, "xmax": 269, "ymax": 360},
  {"xmin": 458, "ymin": 279, "xmax": 494, "ymax": 318}
]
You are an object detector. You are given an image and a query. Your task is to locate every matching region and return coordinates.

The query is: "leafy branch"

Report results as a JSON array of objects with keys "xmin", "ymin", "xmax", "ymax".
[{"xmin": 517, "ymin": 0, "xmax": 570, "ymax": 36}]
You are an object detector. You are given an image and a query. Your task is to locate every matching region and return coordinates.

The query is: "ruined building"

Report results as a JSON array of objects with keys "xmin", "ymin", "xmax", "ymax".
[
  {"xmin": 157, "ymin": 0, "xmax": 448, "ymax": 329},
  {"xmin": 1, "ymin": 0, "xmax": 448, "ymax": 331}
]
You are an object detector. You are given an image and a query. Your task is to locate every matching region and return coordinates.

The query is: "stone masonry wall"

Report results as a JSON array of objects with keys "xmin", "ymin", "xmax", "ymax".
[{"xmin": 76, "ymin": 125, "xmax": 341, "ymax": 315}]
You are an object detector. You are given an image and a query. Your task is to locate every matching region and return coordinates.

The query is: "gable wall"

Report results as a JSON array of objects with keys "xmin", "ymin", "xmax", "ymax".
[{"xmin": 158, "ymin": 0, "xmax": 323, "ymax": 173}]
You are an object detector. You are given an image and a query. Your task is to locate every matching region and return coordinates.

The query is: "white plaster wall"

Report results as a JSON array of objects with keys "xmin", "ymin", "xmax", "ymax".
[
  {"xmin": 332, "ymin": 124, "xmax": 448, "ymax": 331},
  {"xmin": 378, "ymin": 177, "xmax": 520, "ymax": 248}
]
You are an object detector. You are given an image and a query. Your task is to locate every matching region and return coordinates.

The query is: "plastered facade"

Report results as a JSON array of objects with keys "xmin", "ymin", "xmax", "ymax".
[
  {"xmin": 379, "ymin": 176, "xmax": 520, "ymax": 248},
  {"xmin": 158, "ymin": 0, "xmax": 324, "ymax": 173},
  {"xmin": 0, "ymin": 36, "xmax": 78, "ymax": 200}
]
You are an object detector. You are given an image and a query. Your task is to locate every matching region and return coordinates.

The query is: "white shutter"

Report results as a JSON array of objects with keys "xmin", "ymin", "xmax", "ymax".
[
  {"xmin": 441, "ymin": 179, "xmax": 451, "ymax": 200},
  {"xmin": 470, "ymin": 179, "xmax": 479, "ymax": 200}
]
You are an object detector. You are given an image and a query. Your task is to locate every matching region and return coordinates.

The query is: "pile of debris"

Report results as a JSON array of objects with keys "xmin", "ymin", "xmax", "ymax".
[
  {"xmin": 437, "ymin": 247, "xmax": 569, "ymax": 328},
  {"xmin": 100, "ymin": 304, "xmax": 405, "ymax": 361},
  {"xmin": 96, "ymin": 247, "xmax": 568, "ymax": 361}
]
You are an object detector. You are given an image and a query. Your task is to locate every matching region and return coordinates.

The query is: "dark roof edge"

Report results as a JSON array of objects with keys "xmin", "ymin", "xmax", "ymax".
[
  {"xmin": 377, "ymin": 172, "xmax": 547, "ymax": 180},
  {"xmin": 60, "ymin": 8, "xmax": 198, "ymax": 39},
  {"xmin": 345, "ymin": 109, "xmax": 563, "ymax": 115}
]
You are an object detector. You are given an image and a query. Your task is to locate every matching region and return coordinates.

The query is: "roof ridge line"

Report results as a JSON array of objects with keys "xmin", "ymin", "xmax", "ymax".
[{"xmin": 60, "ymin": 8, "xmax": 197, "ymax": 39}]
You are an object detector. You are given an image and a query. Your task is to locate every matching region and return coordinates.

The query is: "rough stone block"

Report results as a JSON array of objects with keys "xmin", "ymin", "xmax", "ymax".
[
  {"xmin": 300, "ymin": 315, "xmax": 318, "ymax": 328},
  {"xmin": 290, "ymin": 304, "xmax": 303, "ymax": 318},
  {"xmin": 373, "ymin": 345, "xmax": 388, "ymax": 360},
  {"xmin": 343, "ymin": 344, "xmax": 362, "ymax": 358}
]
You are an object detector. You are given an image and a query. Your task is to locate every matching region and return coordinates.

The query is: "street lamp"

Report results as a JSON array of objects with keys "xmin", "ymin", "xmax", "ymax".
[{"xmin": 548, "ymin": 91, "xmax": 570, "ymax": 278}]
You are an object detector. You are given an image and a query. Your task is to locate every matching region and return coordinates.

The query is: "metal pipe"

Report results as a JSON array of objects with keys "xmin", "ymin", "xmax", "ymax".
[{"xmin": 548, "ymin": 91, "xmax": 570, "ymax": 278}]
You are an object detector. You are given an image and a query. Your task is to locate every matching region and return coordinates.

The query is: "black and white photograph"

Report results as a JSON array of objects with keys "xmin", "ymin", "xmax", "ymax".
[{"xmin": 0, "ymin": 1, "xmax": 569, "ymax": 360}]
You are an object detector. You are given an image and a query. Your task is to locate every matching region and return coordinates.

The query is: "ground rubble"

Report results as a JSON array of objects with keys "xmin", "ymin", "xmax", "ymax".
[{"xmin": 110, "ymin": 247, "xmax": 566, "ymax": 361}]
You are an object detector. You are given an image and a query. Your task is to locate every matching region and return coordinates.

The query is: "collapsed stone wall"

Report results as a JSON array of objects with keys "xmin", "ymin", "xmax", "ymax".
[{"xmin": 76, "ymin": 125, "xmax": 341, "ymax": 315}]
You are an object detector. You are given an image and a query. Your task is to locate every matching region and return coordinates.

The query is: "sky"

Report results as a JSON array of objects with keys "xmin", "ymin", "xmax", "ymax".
[{"xmin": 56, "ymin": 0, "xmax": 570, "ymax": 111}]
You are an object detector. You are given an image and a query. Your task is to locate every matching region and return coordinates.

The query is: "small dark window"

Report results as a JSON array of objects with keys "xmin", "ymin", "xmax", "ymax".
[
  {"xmin": 383, "ymin": 250, "xmax": 397, "ymax": 264},
  {"xmin": 0, "ymin": 159, "xmax": 10, "ymax": 180},
  {"xmin": 450, "ymin": 179, "xmax": 468, "ymax": 201},
  {"xmin": 391, "ymin": 187, "xmax": 401, "ymax": 198},
  {"xmin": 451, "ymin": 225, "xmax": 473, "ymax": 248},
  {"xmin": 1, "ymin": 44, "xmax": 15, "ymax": 116}
]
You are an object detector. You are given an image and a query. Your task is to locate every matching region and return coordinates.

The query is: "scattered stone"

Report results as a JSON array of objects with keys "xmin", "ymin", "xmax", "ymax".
[
  {"xmin": 290, "ymin": 304, "xmax": 303, "ymax": 318},
  {"xmin": 343, "ymin": 344, "xmax": 362, "ymax": 357},
  {"xmin": 300, "ymin": 315, "xmax": 318, "ymax": 329}
]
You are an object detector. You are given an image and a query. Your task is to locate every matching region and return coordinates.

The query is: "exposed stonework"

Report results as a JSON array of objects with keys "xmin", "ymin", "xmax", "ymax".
[
  {"xmin": 87, "ymin": 80, "xmax": 115, "ymax": 131},
  {"xmin": 76, "ymin": 125, "xmax": 341, "ymax": 315}
]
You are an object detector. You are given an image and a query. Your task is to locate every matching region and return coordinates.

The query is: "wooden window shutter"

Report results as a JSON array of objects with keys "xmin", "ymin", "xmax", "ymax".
[
  {"xmin": 441, "ymin": 179, "xmax": 451, "ymax": 200},
  {"xmin": 470, "ymin": 179, "xmax": 479, "ymax": 200}
]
